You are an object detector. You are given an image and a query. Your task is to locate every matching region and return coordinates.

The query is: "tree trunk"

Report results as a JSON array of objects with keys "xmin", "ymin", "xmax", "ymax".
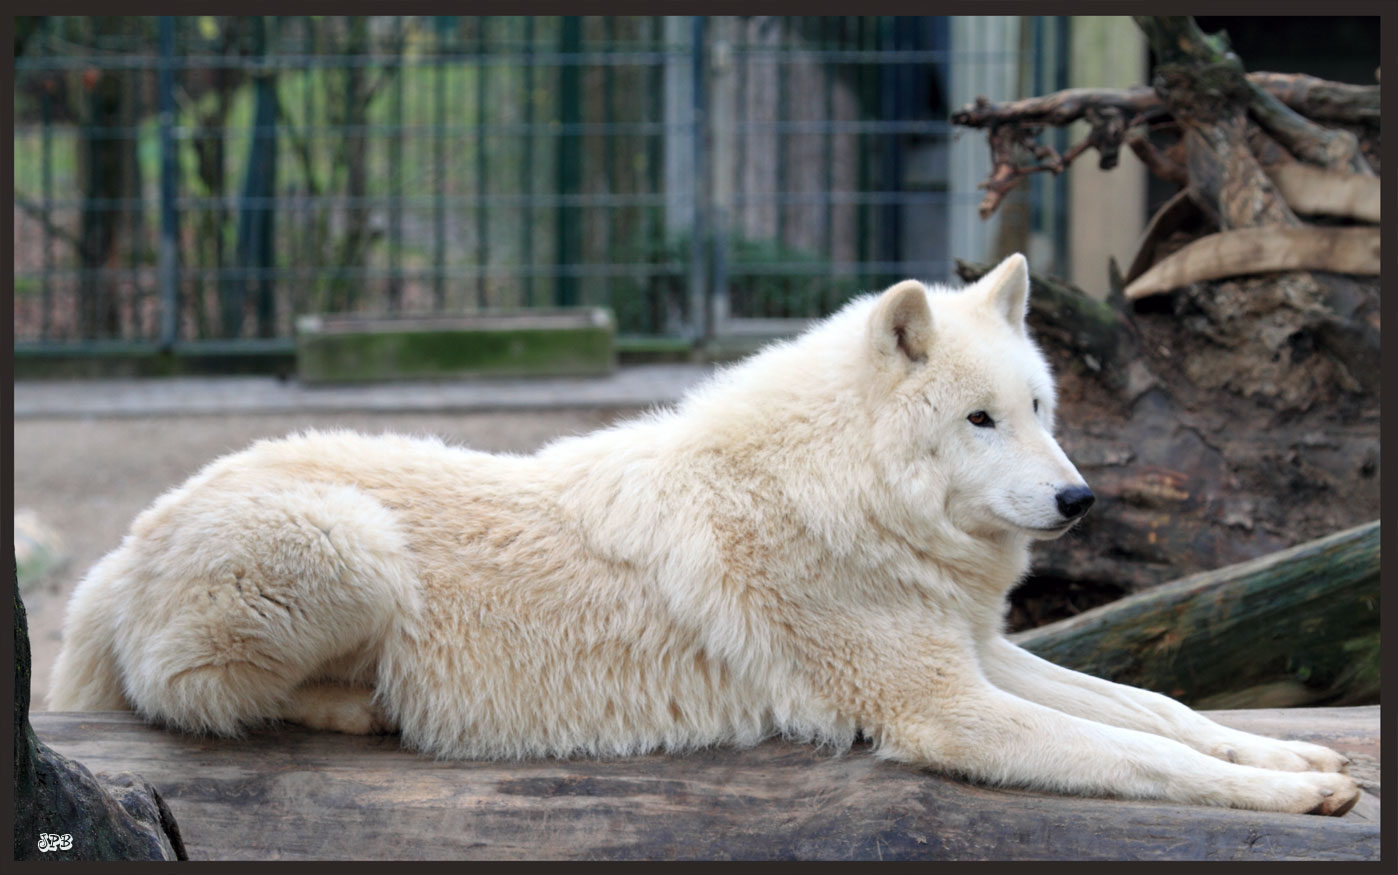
[
  {"xmin": 76, "ymin": 18, "xmax": 133, "ymax": 340},
  {"xmin": 228, "ymin": 16, "xmax": 279, "ymax": 339},
  {"xmin": 14, "ymin": 568, "xmax": 186, "ymax": 861}
]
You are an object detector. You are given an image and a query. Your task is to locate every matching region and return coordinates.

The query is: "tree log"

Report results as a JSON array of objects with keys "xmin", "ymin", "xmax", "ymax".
[
  {"xmin": 30, "ymin": 708, "xmax": 1378, "ymax": 861},
  {"xmin": 1123, "ymin": 226, "xmax": 1381, "ymax": 300},
  {"xmin": 13, "ymin": 568, "xmax": 186, "ymax": 861},
  {"xmin": 1012, "ymin": 521, "xmax": 1378, "ymax": 709}
]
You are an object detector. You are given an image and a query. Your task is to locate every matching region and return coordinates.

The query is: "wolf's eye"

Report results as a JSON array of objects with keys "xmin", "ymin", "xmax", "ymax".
[
  {"xmin": 1033, "ymin": 399, "xmax": 1039, "ymax": 413},
  {"xmin": 967, "ymin": 411, "xmax": 994, "ymax": 428}
]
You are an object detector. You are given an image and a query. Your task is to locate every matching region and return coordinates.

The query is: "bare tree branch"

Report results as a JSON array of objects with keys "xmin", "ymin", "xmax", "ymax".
[
  {"xmin": 951, "ymin": 59, "xmax": 1380, "ymax": 219},
  {"xmin": 15, "ymin": 195, "xmax": 81, "ymax": 250}
]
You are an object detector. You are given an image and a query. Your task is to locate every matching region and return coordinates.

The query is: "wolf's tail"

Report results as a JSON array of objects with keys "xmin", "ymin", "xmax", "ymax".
[{"xmin": 48, "ymin": 553, "xmax": 131, "ymax": 711}]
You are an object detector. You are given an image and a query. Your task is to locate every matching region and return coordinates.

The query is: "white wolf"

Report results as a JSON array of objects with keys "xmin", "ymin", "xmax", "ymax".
[{"xmin": 50, "ymin": 254, "xmax": 1358, "ymax": 815}]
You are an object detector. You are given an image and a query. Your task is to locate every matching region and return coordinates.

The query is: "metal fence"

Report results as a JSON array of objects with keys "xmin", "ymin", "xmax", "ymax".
[{"xmin": 13, "ymin": 16, "xmax": 1062, "ymax": 347}]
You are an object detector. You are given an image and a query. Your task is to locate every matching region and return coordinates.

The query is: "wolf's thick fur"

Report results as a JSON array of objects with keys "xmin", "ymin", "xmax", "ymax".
[{"xmin": 51, "ymin": 255, "xmax": 1358, "ymax": 815}]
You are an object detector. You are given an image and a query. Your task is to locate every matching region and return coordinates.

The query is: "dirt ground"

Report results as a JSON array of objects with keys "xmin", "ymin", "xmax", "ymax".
[{"xmin": 14, "ymin": 408, "xmax": 633, "ymax": 711}]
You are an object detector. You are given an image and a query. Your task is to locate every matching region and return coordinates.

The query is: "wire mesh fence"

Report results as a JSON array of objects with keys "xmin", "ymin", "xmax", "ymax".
[{"xmin": 13, "ymin": 16, "xmax": 1054, "ymax": 347}]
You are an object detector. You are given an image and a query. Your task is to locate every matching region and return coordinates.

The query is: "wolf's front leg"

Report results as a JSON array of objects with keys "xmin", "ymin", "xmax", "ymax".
[
  {"xmin": 876, "ymin": 679, "xmax": 1359, "ymax": 815},
  {"xmin": 978, "ymin": 635, "xmax": 1349, "ymax": 773}
]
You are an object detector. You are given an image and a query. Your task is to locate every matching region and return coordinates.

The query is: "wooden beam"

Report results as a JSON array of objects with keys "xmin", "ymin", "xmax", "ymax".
[{"xmin": 31, "ymin": 707, "xmax": 1377, "ymax": 861}]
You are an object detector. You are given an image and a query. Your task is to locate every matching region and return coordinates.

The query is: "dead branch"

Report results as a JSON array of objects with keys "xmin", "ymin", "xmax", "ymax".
[
  {"xmin": 950, "ymin": 87, "xmax": 1162, "ymax": 129},
  {"xmin": 1245, "ymin": 79, "xmax": 1374, "ymax": 175},
  {"xmin": 950, "ymin": 74, "xmax": 1379, "ymax": 132},
  {"xmin": 1247, "ymin": 72, "xmax": 1380, "ymax": 126},
  {"xmin": 1124, "ymin": 226, "xmax": 1380, "ymax": 300},
  {"xmin": 1126, "ymin": 129, "xmax": 1187, "ymax": 187},
  {"xmin": 1014, "ymin": 521, "xmax": 1378, "ymax": 709},
  {"xmin": 15, "ymin": 194, "xmax": 82, "ymax": 250}
]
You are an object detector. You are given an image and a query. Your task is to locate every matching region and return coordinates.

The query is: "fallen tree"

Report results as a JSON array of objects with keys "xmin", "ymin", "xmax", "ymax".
[{"xmin": 950, "ymin": 17, "xmax": 1380, "ymax": 629}]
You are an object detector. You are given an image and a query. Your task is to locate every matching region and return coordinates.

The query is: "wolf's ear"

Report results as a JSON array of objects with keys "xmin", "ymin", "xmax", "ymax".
[
  {"xmin": 869, "ymin": 279, "xmax": 933, "ymax": 365},
  {"xmin": 980, "ymin": 252, "xmax": 1030, "ymax": 332}
]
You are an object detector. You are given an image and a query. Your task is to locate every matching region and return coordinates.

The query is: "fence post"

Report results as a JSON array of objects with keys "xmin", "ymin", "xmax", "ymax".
[
  {"xmin": 158, "ymin": 15, "xmax": 179, "ymax": 348},
  {"xmin": 555, "ymin": 16, "xmax": 582, "ymax": 308},
  {"xmin": 707, "ymin": 21, "xmax": 733, "ymax": 334},
  {"xmin": 40, "ymin": 17, "xmax": 53, "ymax": 340},
  {"xmin": 689, "ymin": 16, "xmax": 709, "ymax": 341}
]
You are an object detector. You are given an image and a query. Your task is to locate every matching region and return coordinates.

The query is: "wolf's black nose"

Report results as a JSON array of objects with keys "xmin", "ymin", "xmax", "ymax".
[{"xmin": 1055, "ymin": 486, "xmax": 1095, "ymax": 520}]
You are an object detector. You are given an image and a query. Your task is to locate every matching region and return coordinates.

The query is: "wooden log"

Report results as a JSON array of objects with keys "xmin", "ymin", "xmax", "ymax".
[
  {"xmin": 1123, "ymin": 226, "xmax": 1381, "ymax": 300},
  {"xmin": 1012, "ymin": 521, "xmax": 1379, "ymax": 710},
  {"xmin": 30, "ymin": 708, "xmax": 1378, "ymax": 861}
]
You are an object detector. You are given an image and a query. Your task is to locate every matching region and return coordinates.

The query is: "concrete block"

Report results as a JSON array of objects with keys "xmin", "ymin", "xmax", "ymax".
[{"xmin": 296, "ymin": 309, "xmax": 616, "ymax": 384}]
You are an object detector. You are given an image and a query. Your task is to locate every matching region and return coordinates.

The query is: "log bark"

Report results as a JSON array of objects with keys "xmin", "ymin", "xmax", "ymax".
[
  {"xmin": 13, "ymin": 568, "xmax": 186, "ymax": 861},
  {"xmin": 1012, "ymin": 521, "xmax": 1379, "ymax": 709},
  {"xmin": 30, "ymin": 708, "xmax": 1379, "ymax": 861}
]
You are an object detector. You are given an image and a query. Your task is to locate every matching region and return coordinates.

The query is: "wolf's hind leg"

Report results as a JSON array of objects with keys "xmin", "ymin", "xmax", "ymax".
[
  {"xmin": 118, "ymin": 482, "xmax": 418, "ymax": 736},
  {"xmin": 278, "ymin": 683, "xmax": 397, "ymax": 735}
]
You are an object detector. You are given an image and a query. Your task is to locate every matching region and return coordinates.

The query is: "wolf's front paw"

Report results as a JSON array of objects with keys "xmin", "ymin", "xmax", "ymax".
[
  {"xmin": 1286, "ymin": 772, "xmax": 1362, "ymax": 816},
  {"xmin": 1209, "ymin": 732, "xmax": 1351, "ymax": 774}
]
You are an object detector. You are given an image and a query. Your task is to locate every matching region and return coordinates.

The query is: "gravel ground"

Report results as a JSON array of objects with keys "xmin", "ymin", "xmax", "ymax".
[{"xmin": 14, "ymin": 407, "xmax": 636, "ymax": 711}]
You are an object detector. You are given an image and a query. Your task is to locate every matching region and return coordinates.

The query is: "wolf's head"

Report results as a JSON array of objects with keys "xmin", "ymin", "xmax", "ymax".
[{"xmin": 861, "ymin": 254, "xmax": 1093, "ymax": 543}]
